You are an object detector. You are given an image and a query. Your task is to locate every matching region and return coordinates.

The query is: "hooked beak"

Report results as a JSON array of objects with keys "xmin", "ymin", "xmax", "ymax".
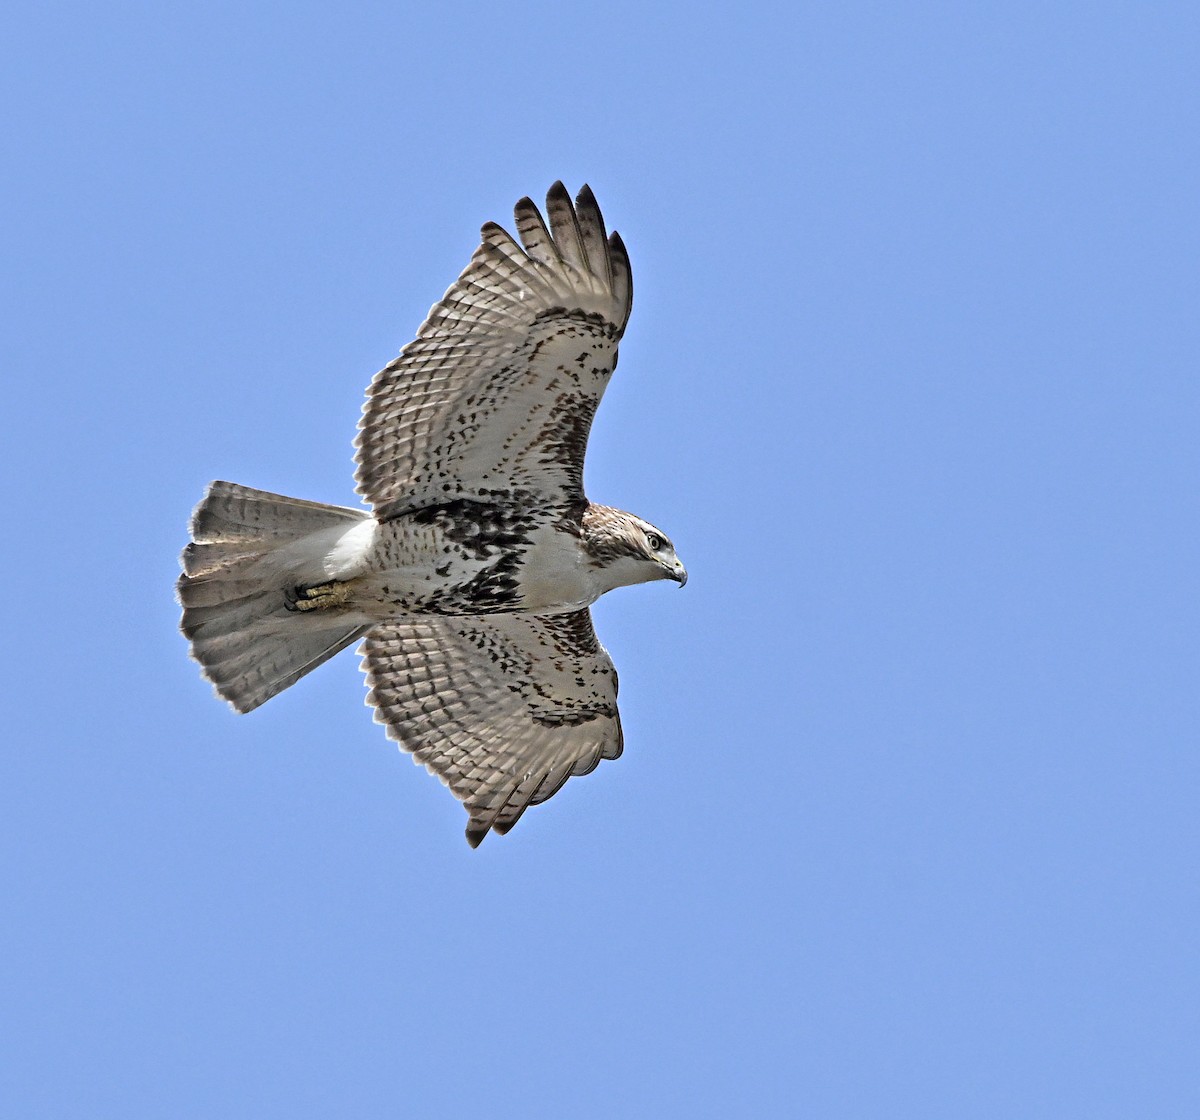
[{"xmin": 669, "ymin": 560, "xmax": 688, "ymax": 587}]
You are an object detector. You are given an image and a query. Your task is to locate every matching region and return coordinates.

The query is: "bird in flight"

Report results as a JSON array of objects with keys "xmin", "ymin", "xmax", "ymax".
[{"xmin": 178, "ymin": 183, "xmax": 686, "ymax": 846}]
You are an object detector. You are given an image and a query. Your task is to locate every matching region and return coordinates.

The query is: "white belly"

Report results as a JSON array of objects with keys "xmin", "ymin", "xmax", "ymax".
[
  {"xmin": 311, "ymin": 512, "xmax": 602, "ymax": 618},
  {"xmin": 515, "ymin": 523, "xmax": 602, "ymax": 613}
]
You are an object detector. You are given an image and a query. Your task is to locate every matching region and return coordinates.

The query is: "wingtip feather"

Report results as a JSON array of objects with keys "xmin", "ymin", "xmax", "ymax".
[
  {"xmin": 573, "ymin": 184, "xmax": 611, "ymax": 289},
  {"xmin": 545, "ymin": 181, "xmax": 589, "ymax": 273},
  {"xmin": 607, "ymin": 230, "xmax": 633, "ymax": 329},
  {"xmin": 465, "ymin": 823, "xmax": 487, "ymax": 848},
  {"xmin": 513, "ymin": 194, "xmax": 559, "ymax": 265}
]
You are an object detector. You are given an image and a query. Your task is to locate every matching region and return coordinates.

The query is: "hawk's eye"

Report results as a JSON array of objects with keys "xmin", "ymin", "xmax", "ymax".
[{"xmin": 646, "ymin": 533, "xmax": 664, "ymax": 552}]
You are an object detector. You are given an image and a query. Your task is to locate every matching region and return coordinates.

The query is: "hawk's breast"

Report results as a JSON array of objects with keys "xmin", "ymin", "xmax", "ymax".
[{"xmin": 358, "ymin": 502, "xmax": 595, "ymax": 617}]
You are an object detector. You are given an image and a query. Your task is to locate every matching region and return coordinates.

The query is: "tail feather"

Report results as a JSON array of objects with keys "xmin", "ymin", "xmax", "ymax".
[
  {"xmin": 195, "ymin": 623, "xmax": 369, "ymax": 713},
  {"xmin": 182, "ymin": 540, "xmax": 268, "ymax": 578},
  {"xmin": 189, "ymin": 480, "xmax": 366, "ymax": 543},
  {"xmin": 180, "ymin": 589, "xmax": 279, "ymax": 641},
  {"xmin": 177, "ymin": 577, "xmax": 272, "ymax": 612},
  {"xmin": 178, "ymin": 481, "xmax": 372, "ymax": 712}
]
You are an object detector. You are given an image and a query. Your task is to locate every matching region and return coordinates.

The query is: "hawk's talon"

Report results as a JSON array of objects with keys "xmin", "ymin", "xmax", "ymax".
[{"xmin": 284, "ymin": 580, "xmax": 352, "ymax": 612}]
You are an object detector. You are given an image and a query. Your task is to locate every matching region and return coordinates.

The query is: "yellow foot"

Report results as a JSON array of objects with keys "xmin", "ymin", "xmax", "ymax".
[{"xmin": 285, "ymin": 580, "xmax": 353, "ymax": 612}]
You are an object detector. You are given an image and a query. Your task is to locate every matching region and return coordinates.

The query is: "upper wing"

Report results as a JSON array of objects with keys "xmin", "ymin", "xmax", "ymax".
[
  {"xmin": 361, "ymin": 610, "xmax": 622, "ymax": 846},
  {"xmin": 355, "ymin": 183, "xmax": 633, "ymax": 518}
]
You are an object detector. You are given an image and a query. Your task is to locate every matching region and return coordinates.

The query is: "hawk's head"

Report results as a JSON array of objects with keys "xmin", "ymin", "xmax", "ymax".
[{"xmin": 582, "ymin": 505, "xmax": 687, "ymax": 593}]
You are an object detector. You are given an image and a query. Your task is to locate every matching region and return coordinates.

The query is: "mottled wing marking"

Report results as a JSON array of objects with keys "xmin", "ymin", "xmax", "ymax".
[
  {"xmin": 355, "ymin": 183, "xmax": 633, "ymax": 518},
  {"xmin": 361, "ymin": 610, "xmax": 622, "ymax": 846}
]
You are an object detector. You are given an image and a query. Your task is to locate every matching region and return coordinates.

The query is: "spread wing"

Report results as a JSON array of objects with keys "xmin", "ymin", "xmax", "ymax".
[
  {"xmin": 355, "ymin": 183, "xmax": 633, "ymax": 519},
  {"xmin": 361, "ymin": 610, "xmax": 623, "ymax": 846}
]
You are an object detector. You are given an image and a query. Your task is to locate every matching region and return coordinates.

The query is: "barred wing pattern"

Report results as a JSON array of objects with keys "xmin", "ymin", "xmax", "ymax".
[
  {"xmin": 355, "ymin": 183, "xmax": 633, "ymax": 518},
  {"xmin": 361, "ymin": 611, "xmax": 623, "ymax": 846}
]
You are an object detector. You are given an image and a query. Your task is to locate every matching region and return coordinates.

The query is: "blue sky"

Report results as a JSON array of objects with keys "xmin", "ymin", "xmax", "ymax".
[{"xmin": 3, "ymin": 2, "xmax": 1198, "ymax": 1116}]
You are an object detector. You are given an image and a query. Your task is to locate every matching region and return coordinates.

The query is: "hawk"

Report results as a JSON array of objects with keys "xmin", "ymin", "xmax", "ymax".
[{"xmin": 178, "ymin": 183, "xmax": 686, "ymax": 846}]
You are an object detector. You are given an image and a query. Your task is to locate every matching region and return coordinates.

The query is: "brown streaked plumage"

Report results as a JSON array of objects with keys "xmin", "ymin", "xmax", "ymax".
[{"xmin": 178, "ymin": 184, "xmax": 686, "ymax": 846}]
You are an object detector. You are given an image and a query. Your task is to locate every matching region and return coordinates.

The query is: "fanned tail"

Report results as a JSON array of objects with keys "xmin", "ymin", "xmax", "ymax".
[{"xmin": 178, "ymin": 481, "xmax": 372, "ymax": 712}]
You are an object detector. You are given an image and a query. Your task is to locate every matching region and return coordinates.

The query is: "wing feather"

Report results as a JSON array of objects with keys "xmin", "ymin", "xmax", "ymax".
[
  {"xmin": 361, "ymin": 611, "xmax": 622, "ymax": 847},
  {"xmin": 514, "ymin": 195, "xmax": 562, "ymax": 266},
  {"xmin": 545, "ymin": 180, "xmax": 591, "ymax": 275},
  {"xmin": 355, "ymin": 184, "xmax": 633, "ymax": 517},
  {"xmin": 574, "ymin": 184, "xmax": 611, "ymax": 291},
  {"xmin": 607, "ymin": 231, "xmax": 633, "ymax": 333}
]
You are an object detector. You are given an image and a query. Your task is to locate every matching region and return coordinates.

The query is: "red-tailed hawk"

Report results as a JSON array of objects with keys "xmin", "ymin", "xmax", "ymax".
[{"xmin": 178, "ymin": 184, "xmax": 686, "ymax": 846}]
